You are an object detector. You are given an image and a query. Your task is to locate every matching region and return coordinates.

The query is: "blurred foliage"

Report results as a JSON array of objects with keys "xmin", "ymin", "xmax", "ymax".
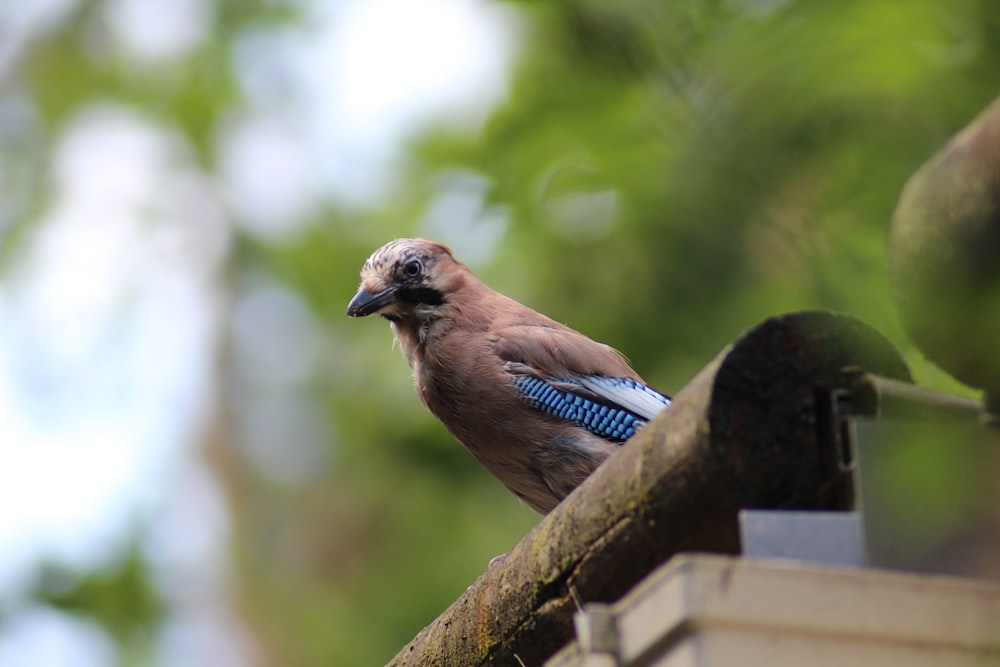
[
  {"xmin": 35, "ymin": 543, "xmax": 162, "ymax": 653},
  {"xmin": 4, "ymin": 0, "xmax": 1000, "ymax": 665}
]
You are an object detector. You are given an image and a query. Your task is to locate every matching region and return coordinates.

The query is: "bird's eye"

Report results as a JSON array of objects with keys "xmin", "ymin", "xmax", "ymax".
[{"xmin": 403, "ymin": 260, "xmax": 422, "ymax": 278}]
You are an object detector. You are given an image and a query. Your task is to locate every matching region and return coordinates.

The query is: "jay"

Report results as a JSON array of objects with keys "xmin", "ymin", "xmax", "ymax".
[{"xmin": 347, "ymin": 239, "xmax": 670, "ymax": 514}]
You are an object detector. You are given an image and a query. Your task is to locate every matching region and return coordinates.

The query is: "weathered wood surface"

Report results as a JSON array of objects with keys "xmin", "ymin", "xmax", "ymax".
[
  {"xmin": 387, "ymin": 310, "xmax": 911, "ymax": 667},
  {"xmin": 889, "ymin": 94, "xmax": 1000, "ymax": 395}
]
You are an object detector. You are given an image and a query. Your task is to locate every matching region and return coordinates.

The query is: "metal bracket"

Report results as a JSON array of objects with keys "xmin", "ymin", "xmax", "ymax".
[
  {"xmin": 740, "ymin": 510, "xmax": 867, "ymax": 567},
  {"xmin": 573, "ymin": 604, "xmax": 621, "ymax": 665}
]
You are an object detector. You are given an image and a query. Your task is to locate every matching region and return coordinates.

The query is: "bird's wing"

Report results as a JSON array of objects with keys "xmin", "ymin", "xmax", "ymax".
[
  {"xmin": 574, "ymin": 374, "xmax": 671, "ymax": 420},
  {"xmin": 492, "ymin": 324, "xmax": 637, "ymax": 378},
  {"xmin": 493, "ymin": 325, "xmax": 670, "ymax": 442}
]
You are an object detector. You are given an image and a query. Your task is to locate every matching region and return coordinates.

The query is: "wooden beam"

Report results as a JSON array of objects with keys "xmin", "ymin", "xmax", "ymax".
[{"xmin": 387, "ymin": 310, "xmax": 911, "ymax": 667}]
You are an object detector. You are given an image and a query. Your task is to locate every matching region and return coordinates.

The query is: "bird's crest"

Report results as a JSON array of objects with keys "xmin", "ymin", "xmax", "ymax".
[{"xmin": 360, "ymin": 238, "xmax": 454, "ymax": 288}]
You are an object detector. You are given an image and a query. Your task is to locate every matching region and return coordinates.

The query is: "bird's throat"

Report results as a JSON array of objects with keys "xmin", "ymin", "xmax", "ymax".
[{"xmin": 398, "ymin": 286, "xmax": 445, "ymax": 307}]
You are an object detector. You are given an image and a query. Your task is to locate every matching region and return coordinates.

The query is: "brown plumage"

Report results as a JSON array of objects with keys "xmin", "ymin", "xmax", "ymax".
[{"xmin": 347, "ymin": 238, "xmax": 669, "ymax": 513}]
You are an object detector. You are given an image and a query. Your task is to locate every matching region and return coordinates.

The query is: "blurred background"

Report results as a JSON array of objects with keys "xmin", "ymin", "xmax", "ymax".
[{"xmin": 1, "ymin": 0, "xmax": 998, "ymax": 665}]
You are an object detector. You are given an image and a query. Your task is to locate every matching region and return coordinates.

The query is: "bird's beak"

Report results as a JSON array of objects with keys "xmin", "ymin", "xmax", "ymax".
[{"xmin": 347, "ymin": 285, "xmax": 397, "ymax": 317}]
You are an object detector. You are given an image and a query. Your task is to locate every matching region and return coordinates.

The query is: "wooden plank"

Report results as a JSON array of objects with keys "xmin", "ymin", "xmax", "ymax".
[{"xmin": 387, "ymin": 310, "xmax": 910, "ymax": 667}]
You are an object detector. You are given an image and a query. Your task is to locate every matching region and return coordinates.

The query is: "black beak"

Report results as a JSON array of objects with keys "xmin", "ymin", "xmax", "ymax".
[{"xmin": 347, "ymin": 286, "xmax": 397, "ymax": 317}]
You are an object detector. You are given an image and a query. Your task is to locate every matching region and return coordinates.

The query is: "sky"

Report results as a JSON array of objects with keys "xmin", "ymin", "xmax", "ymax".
[{"xmin": 0, "ymin": 0, "xmax": 518, "ymax": 664}]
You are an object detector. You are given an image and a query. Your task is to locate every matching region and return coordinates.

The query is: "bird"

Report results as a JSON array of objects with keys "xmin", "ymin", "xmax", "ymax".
[{"xmin": 347, "ymin": 238, "xmax": 670, "ymax": 514}]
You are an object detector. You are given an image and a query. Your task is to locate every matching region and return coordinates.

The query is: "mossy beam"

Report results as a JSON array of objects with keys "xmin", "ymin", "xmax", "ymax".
[
  {"xmin": 889, "ymin": 94, "xmax": 1000, "ymax": 396},
  {"xmin": 387, "ymin": 310, "xmax": 910, "ymax": 667}
]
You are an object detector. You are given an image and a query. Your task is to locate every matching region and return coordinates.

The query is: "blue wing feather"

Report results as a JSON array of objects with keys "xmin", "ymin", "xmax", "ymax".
[
  {"xmin": 512, "ymin": 374, "xmax": 670, "ymax": 442},
  {"xmin": 576, "ymin": 375, "xmax": 671, "ymax": 420}
]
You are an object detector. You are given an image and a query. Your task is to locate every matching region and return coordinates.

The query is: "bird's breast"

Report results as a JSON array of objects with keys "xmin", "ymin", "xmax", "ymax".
[{"xmin": 414, "ymin": 332, "xmax": 506, "ymax": 420}]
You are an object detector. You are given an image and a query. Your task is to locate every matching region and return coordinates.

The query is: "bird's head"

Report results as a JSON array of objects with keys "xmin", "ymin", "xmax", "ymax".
[{"xmin": 347, "ymin": 238, "xmax": 462, "ymax": 321}]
